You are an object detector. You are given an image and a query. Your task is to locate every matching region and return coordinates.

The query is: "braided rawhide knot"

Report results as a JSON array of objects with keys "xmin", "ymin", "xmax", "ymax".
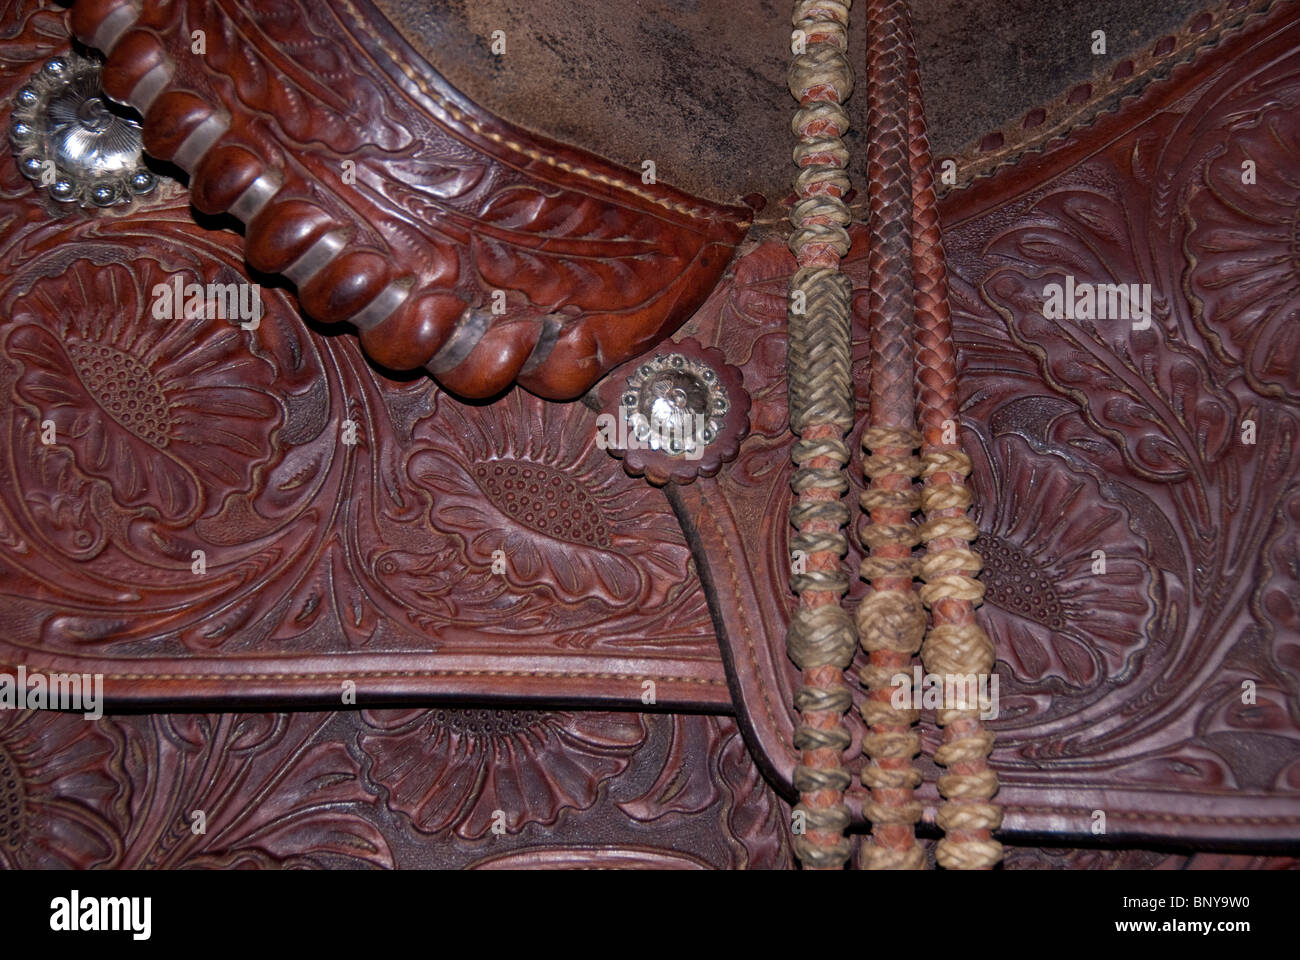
[
  {"xmin": 935, "ymin": 729, "xmax": 997, "ymax": 769},
  {"xmin": 922, "ymin": 624, "xmax": 995, "ymax": 682},
  {"xmin": 920, "ymin": 480, "xmax": 973, "ymax": 513},
  {"xmin": 858, "ymin": 662, "xmax": 915, "ymax": 693},
  {"xmin": 919, "ymin": 547, "xmax": 982, "ymax": 580},
  {"xmin": 791, "ymin": 802, "xmax": 853, "ymax": 869},
  {"xmin": 858, "ymin": 521, "xmax": 919, "ymax": 549},
  {"xmin": 856, "ymin": 588, "xmax": 925, "ymax": 654},
  {"xmin": 791, "ymin": 140, "xmax": 851, "ymax": 172},
  {"xmin": 859, "ymin": 697, "xmax": 919, "ymax": 731},
  {"xmin": 791, "ymin": 569, "xmax": 852, "ymax": 597},
  {"xmin": 792, "ymin": 100, "xmax": 850, "ymax": 137},
  {"xmin": 862, "ymin": 450, "xmax": 922, "ymax": 481},
  {"xmin": 863, "ymin": 686, "xmax": 925, "ymax": 723},
  {"xmin": 860, "ymin": 485, "xmax": 921, "ymax": 513},
  {"xmin": 794, "ymin": 684, "xmax": 854, "ymax": 715},
  {"xmin": 859, "ymin": 554, "xmax": 920, "ymax": 582},
  {"xmin": 789, "ymin": 527, "xmax": 848, "ymax": 564},
  {"xmin": 916, "ymin": 512, "xmax": 977, "ymax": 541},
  {"xmin": 784, "ymin": 0, "xmax": 857, "ymax": 871},
  {"xmin": 790, "ymin": 473, "xmax": 850, "ymax": 512},
  {"xmin": 918, "ymin": 573, "xmax": 985, "ymax": 607},
  {"xmin": 793, "ymin": 719, "xmax": 854, "ymax": 752},
  {"xmin": 936, "ymin": 838, "xmax": 1004, "ymax": 872},
  {"xmin": 857, "ymin": 416, "xmax": 926, "ymax": 868},
  {"xmin": 789, "ymin": 497, "xmax": 850, "ymax": 529},
  {"xmin": 936, "ymin": 769, "xmax": 999, "ymax": 808},
  {"xmin": 790, "ymin": 182, "xmax": 852, "ymax": 219},
  {"xmin": 793, "ymin": 0, "xmax": 852, "ymax": 38},
  {"xmin": 862, "ymin": 425, "xmax": 920, "ymax": 450},
  {"xmin": 936, "ymin": 766, "xmax": 1000, "ymax": 800},
  {"xmin": 860, "ymin": 728, "xmax": 921, "ymax": 768},
  {"xmin": 863, "ymin": 796, "xmax": 924, "ymax": 826},
  {"xmin": 795, "ymin": 764, "xmax": 854, "ymax": 793},
  {"xmin": 793, "ymin": 154, "xmax": 851, "ymax": 198},
  {"xmin": 936, "ymin": 801, "xmax": 1002, "ymax": 833},
  {"xmin": 860, "ymin": 841, "xmax": 926, "ymax": 872},
  {"xmin": 792, "ymin": 437, "xmax": 851, "ymax": 467},
  {"xmin": 788, "ymin": 604, "xmax": 857, "ymax": 669},
  {"xmin": 788, "ymin": 202, "xmax": 852, "ymax": 257},
  {"xmin": 921, "ymin": 448, "xmax": 972, "ymax": 478}
]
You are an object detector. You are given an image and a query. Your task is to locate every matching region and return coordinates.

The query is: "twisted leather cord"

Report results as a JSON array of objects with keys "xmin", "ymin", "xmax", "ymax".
[
  {"xmin": 785, "ymin": 0, "xmax": 858, "ymax": 870},
  {"xmin": 905, "ymin": 13, "xmax": 1003, "ymax": 870},
  {"xmin": 856, "ymin": 0, "xmax": 925, "ymax": 871}
]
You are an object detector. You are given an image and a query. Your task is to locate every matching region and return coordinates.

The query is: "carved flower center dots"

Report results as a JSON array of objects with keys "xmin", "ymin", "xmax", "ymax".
[
  {"xmin": 473, "ymin": 460, "xmax": 612, "ymax": 548},
  {"xmin": 68, "ymin": 341, "xmax": 171, "ymax": 447},
  {"xmin": 432, "ymin": 708, "xmax": 546, "ymax": 738},
  {"xmin": 976, "ymin": 534, "xmax": 1067, "ymax": 630},
  {"xmin": 0, "ymin": 745, "xmax": 25, "ymax": 849}
]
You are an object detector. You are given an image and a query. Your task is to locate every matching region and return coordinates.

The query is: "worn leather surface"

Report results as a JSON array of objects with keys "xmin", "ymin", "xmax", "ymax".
[
  {"xmin": 0, "ymin": 0, "xmax": 1297, "ymax": 852},
  {"xmin": 377, "ymin": 0, "xmax": 1234, "ymax": 203}
]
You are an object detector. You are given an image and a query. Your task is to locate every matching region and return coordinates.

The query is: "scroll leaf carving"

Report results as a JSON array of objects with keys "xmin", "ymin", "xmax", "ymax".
[
  {"xmin": 68, "ymin": 0, "xmax": 750, "ymax": 398},
  {"xmin": 671, "ymin": 6, "xmax": 1300, "ymax": 841}
]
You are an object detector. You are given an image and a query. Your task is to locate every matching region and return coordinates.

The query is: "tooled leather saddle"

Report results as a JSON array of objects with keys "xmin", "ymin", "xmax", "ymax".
[{"xmin": 0, "ymin": 0, "xmax": 1297, "ymax": 869}]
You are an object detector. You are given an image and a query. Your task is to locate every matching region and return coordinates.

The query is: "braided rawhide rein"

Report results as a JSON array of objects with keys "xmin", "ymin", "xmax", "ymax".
[
  {"xmin": 783, "ymin": 0, "xmax": 998, "ymax": 871},
  {"xmin": 856, "ymin": 0, "xmax": 926, "ymax": 871},
  {"xmin": 903, "ymin": 11, "xmax": 1003, "ymax": 870},
  {"xmin": 785, "ymin": 0, "xmax": 858, "ymax": 870}
]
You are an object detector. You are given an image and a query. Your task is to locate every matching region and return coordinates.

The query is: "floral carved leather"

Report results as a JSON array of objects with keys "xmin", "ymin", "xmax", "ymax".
[{"xmin": 0, "ymin": 0, "xmax": 1297, "ymax": 853}]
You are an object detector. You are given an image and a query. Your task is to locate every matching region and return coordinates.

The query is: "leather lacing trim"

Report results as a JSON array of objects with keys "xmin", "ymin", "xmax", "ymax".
[
  {"xmin": 0, "ymin": 665, "xmax": 726, "ymax": 685},
  {"xmin": 938, "ymin": 0, "xmax": 1279, "ymax": 195}
]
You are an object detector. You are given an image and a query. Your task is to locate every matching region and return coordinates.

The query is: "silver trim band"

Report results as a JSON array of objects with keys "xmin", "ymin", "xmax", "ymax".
[
  {"xmin": 127, "ymin": 62, "xmax": 171, "ymax": 115},
  {"xmin": 519, "ymin": 314, "xmax": 562, "ymax": 376},
  {"xmin": 92, "ymin": 4, "xmax": 140, "ymax": 56},
  {"xmin": 172, "ymin": 113, "xmax": 229, "ymax": 173},
  {"xmin": 427, "ymin": 307, "xmax": 491, "ymax": 375},
  {"xmin": 283, "ymin": 230, "xmax": 348, "ymax": 287},
  {"xmin": 348, "ymin": 280, "xmax": 411, "ymax": 332},
  {"xmin": 229, "ymin": 172, "xmax": 281, "ymax": 221}
]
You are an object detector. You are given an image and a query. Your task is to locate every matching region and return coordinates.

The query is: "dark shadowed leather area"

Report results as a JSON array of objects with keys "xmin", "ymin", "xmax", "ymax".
[{"xmin": 373, "ymin": 0, "xmax": 1215, "ymax": 203}]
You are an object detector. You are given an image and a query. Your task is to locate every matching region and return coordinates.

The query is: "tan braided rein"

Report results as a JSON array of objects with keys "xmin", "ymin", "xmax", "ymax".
[
  {"xmin": 785, "ymin": 0, "xmax": 858, "ymax": 872},
  {"xmin": 784, "ymin": 0, "xmax": 1002, "ymax": 870}
]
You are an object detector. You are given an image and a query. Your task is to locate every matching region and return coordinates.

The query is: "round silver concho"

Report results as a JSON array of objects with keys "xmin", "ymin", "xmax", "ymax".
[
  {"xmin": 9, "ymin": 53, "xmax": 156, "ymax": 208},
  {"xmin": 620, "ymin": 352, "xmax": 730, "ymax": 458}
]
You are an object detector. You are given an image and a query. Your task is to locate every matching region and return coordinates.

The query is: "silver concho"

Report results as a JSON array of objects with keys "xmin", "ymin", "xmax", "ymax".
[
  {"xmin": 9, "ymin": 53, "xmax": 156, "ymax": 208},
  {"xmin": 620, "ymin": 352, "xmax": 729, "ymax": 458}
]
